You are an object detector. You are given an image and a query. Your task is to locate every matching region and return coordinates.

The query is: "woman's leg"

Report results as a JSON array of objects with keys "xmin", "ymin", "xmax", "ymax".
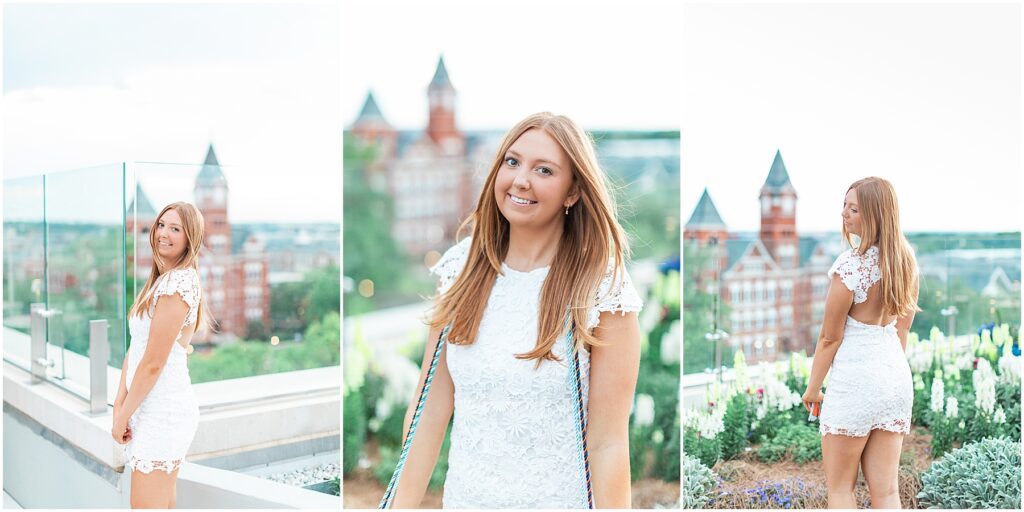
[
  {"xmin": 168, "ymin": 470, "xmax": 178, "ymax": 509},
  {"xmin": 821, "ymin": 433, "xmax": 869, "ymax": 508},
  {"xmin": 860, "ymin": 429, "xmax": 904, "ymax": 509},
  {"xmin": 130, "ymin": 467, "xmax": 179, "ymax": 509}
]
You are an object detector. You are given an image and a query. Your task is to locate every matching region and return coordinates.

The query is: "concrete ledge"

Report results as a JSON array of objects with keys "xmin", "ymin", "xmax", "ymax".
[{"xmin": 178, "ymin": 462, "xmax": 339, "ymax": 509}]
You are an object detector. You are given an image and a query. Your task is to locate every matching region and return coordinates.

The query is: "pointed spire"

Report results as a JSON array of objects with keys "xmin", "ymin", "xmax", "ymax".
[
  {"xmin": 196, "ymin": 143, "xmax": 226, "ymax": 185},
  {"xmin": 762, "ymin": 149, "xmax": 793, "ymax": 190},
  {"xmin": 127, "ymin": 182, "xmax": 156, "ymax": 217},
  {"xmin": 686, "ymin": 188, "xmax": 727, "ymax": 229},
  {"xmin": 203, "ymin": 144, "xmax": 220, "ymax": 166},
  {"xmin": 357, "ymin": 91, "xmax": 385, "ymax": 120},
  {"xmin": 429, "ymin": 55, "xmax": 452, "ymax": 88}
]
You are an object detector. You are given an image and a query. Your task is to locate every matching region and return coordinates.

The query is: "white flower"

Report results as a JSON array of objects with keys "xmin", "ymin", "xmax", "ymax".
[
  {"xmin": 945, "ymin": 396, "xmax": 959, "ymax": 418},
  {"xmin": 686, "ymin": 406, "xmax": 725, "ymax": 440},
  {"xmin": 973, "ymin": 358, "xmax": 997, "ymax": 415},
  {"xmin": 930, "ymin": 377, "xmax": 945, "ymax": 413},
  {"xmin": 652, "ymin": 429, "xmax": 665, "ymax": 444},
  {"xmin": 660, "ymin": 321, "xmax": 681, "ymax": 365},
  {"xmin": 633, "ymin": 394, "xmax": 656, "ymax": 428},
  {"xmin": 994, "ymin": 406, "xmax": 1007, "ymax": 424},
  {"xmin": 999, "ymin": 354, "xmax": 1021, "ymax": 384}
]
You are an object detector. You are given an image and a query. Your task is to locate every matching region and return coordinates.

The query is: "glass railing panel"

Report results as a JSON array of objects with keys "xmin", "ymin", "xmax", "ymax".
[
  {"xmin": 3, "ymin": 174, "xmax": 46, "ymax": 370},
  {"xmin": 43, "ymin": 163, "xmax": 126, "ymax": 393}
]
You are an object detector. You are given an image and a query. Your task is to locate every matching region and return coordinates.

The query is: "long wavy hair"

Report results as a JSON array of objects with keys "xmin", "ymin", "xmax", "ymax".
[
  {"xmin": 128, "ymin": 201, "xmax": 212, "ymax": 333},
  {"xmin": 842, "ymin": 177, "xmax": 919, "ymax": 317},
  {"xmin": 428, "ymin": 112, "xmax": 630, "ymax": 363}
]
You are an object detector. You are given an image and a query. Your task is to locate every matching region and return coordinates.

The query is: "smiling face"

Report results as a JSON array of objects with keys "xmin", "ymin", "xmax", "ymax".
[
  {"xmin": 842, "ymin": 187, "xmax": 861, "ymax": 236},
  {"xmin": 154, "ymin": 208, "xmax": 188, "ymax": 263},
  {"xmin": 493, "ymin": 128, "xmax": 579, "ymax": 230}
]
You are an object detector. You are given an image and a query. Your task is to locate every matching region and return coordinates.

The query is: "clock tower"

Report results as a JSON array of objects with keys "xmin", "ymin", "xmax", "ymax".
[
  {"xmin": 194, "ymin": 144, "xmax": 231, "ymax": 255},
  {"xmin": 759, "ymin": 150, "xmax": 799, "ymax": 268}
]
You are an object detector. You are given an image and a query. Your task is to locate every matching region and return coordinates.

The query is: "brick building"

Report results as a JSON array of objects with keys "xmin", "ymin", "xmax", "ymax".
[
  {"xmin": 349, "ymin": 56, "xmax": 490, "ymax": 258},
  {"xmin": 685, "ymin": 150, "xmax": 837, "ymax": 363}
]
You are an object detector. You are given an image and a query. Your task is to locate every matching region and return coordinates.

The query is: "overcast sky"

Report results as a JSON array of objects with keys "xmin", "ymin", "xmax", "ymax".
[
  {"xmin": 341, "ymin": 0, "xmax": 683, "ymax": 131},
  {"xmin": 3, "ymin": 2, "xmax": 341, "ymax": 223},
  {"xmin": 681, "ymin": 2, "xmax": 1021, "ymax": 233}
]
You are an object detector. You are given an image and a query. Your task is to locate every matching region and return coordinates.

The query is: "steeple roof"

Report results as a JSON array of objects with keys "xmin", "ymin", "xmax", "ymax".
[
  {"xmin": 762, "ymin": 149, "xmax": 794, "ymax": 191},
  {"xmin": 196, "ymin": 144, "xmax": 226, "ymax": 185},
  {"xmin": 357, "ymin": 91, "xmax": 385, "ymax": 121},
  {"xmin": 429, "ymin": 55, "xmax": 453, "ymax": 88},
  {"xmin": 685, "ymin": 188, "xmax": 727, "ymax": 229},
  {"xmin": 127, "ymin": 183, "xmax": 156, "ymax": 217}
]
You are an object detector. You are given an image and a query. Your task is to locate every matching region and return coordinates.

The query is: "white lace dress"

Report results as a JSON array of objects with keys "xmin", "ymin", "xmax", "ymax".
[
  {"xmin": 430, "ymin": 237, "xmax": 643, "ymax": 509},
  {"xmin": 819, "ymin": 246, "xmax": 913, "ymax": 437},
  {"xmin": 124, "ymin": 268, "xmax": 201, "ymax": 473}
]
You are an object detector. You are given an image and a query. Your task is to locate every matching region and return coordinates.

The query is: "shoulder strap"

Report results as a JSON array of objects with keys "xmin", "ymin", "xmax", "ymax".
[
  {"xmin": 563, "ymin": 316, "xmax": 595, "ymax": 509},
  {"xmin": 379, "ymin": 326, "xmax": 449, "ymax": 509}
]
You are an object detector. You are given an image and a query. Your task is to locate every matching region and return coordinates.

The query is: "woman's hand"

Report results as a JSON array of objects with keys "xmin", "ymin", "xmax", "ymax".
[
  {"xmin": 111, "ymin": 411, "xmax": 132, "ymax": 445},
  {"xmin": 802, "ymin": 388, "xmax": 824, "ymax": 414}
]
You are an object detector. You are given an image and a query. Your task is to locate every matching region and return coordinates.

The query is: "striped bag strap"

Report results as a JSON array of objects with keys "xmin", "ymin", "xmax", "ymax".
[
  {"xmin": 563, "ymin": 315, "xmax": 595, "ymax": 509},
  {"xmin": 378, "ymin": 325, "xmax": 449, "ymax": 509}
]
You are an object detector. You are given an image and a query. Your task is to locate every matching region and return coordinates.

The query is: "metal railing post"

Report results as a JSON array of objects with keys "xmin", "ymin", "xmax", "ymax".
[
  {"xmin": 30, "ymin": 303, "xmax": 47, "ymax": 383},
  {"xmin": 89, "ymin": 319, "xmax": 109, "ymax": 414}
]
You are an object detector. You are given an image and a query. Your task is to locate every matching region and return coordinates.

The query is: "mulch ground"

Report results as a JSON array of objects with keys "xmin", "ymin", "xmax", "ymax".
[{"xmin": 708, "ymin": 428, "xmax": 934, "ymax": 509}]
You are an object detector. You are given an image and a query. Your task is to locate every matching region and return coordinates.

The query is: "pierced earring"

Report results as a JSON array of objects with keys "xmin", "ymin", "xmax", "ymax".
[{"xmin": 564, "ymin": 206, "xmax": 570, "ymax": 215}]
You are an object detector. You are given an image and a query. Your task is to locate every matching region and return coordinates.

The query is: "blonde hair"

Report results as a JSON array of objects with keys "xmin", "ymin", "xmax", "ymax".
[
  {"xmin": 129, "ymin": 202, "xmax": 212, "ymax": 333},
  {"xmin": 842, "ymin": 177, "xmax": 920, "ymax": 317},
  {"xmin": 429, "ymin": 112, "xmax": 629, "ymax": 363}
]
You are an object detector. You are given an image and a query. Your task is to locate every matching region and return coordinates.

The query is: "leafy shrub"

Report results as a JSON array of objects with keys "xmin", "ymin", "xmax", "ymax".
[
  {"xmin": 654, "ymin": 421, "xmax": 681, "ymax": 482},
  {"xmin": 757, "ymin": 423, "xmax": 821, "ymax": 464},
  {"xmin": 683, "ymin": 454, "xmax": 716, "ymax": 509},
  {"xmin": 720, "ymin": 393, "xmax": 750, "ymax": 460},
  {"xmin": 684, "ymin": 428, "xmax": 721, "ymax": 469},
  {"xmin": 342, "ymin": 389, "xmax": 366, "ymax": 474},
  {"xmin": 917, "ymin": 437, "xmax": 1021, "ymax": 509}
]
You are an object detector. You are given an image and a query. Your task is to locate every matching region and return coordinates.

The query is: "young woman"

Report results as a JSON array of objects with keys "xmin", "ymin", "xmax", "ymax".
[
  {"xmin": 802, "ymin": 177, "xmax": 920, "ymax": 509},
  {"xmin": 112, "ymin": 201, "xmax": 210, "ymax": 508},
  {"xmin": 385, "ymin": 113, "xmax": 643, "ymax": 508}
]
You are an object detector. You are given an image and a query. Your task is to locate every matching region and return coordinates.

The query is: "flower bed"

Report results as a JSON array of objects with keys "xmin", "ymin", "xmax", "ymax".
[{"xmin": 683, "ymin": 324, "xmax": 1021, "ymax": 509}]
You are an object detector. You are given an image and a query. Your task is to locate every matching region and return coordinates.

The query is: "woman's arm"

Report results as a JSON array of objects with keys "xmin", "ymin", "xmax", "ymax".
[
  {"xmin": 895, "ymin": 275, "xmax": 920, "ymax": 352},
  {"xmin": 389, "ymin": 325, "xmax": 455, "ymax": 508},
  {"xmin": 588, "ymin": 311, "xmax": 641, "ymax": 509},
  {"xmin": 803, "ymin": 274, "xmax": 854, "ymax": 411},
  {"xmin": 111, "ymin": 294, "xmax": 189, "ymax": 443},
  {"xmin": 111, "ymin": 353, "xmax": 132, "ymax": 443}
]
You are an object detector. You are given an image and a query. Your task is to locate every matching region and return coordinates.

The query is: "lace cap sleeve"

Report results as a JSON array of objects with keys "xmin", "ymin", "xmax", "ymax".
[
  {"xmin": 827, "ymin": 247, "xmax": 881, "ymax": 304},
  {"xmin": 429, "ymin": 237, "xmax": 472, "ymax": 295},
  {"xmin": 153, "ymin": 268, "xmax": 201, "ymax": 326},
  {"xmin": 586, "ymin": 265, "xmax": 643, "ymax": 330}
]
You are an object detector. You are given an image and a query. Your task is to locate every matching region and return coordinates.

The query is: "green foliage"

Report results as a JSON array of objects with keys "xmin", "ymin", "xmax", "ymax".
[
  {"xmin": 343, "ymin": 388, "xmax": 366, "ymax": 475},
  {"xmin": 682, "ymin": 453, "xmax": 716, "ymax": 509},
  {"xmin": 750, "ymin": 408, "xmax": 799, "ymax": 445},
  {"xmin": 342, "ymin": 138, "xmax": 409, "ymax": 315},
  {"xmin": 756, "ymin": 423, "xmax": 822, "ymax": 464},
  {"xmin": 684, "ymin": 428, "xmax": 721, "ymax": 469},
  {"xmin": 683, "ymin": 242, "xmax": 733, "ymax": 375},
  {"xmin": 720, "ymin": 392, "xmax": 750, "ymax": 460},
  {"xmin": 189, "ymin": 312, "xmax": 340, "ymax": 383},
  {"xmin": 654, "ymin": 420, "xmax": 681, "ymax": 482},
  {"xmin": 917, "ymin": 437, "xmax": 1021, "ymax": 509},
  {"xmin": 270, "ymin": 265, "xmax": 341, "ymax": 337}
]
